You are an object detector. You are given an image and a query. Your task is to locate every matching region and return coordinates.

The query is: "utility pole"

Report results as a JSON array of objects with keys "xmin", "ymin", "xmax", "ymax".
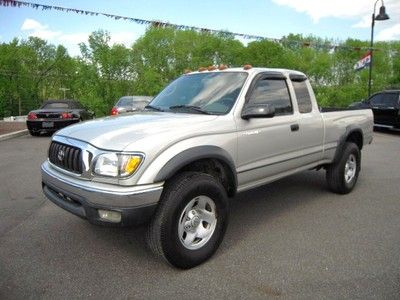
[{"xmin": 59, "ymin": 88, "xmax": 70, "ymax": 99}]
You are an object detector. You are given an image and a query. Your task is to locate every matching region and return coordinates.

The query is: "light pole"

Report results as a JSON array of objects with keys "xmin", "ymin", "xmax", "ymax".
[
  {"xmin": 59, "ymin": 87, "xmax": 70, "ymax": 99},
  {"xmin": 368, "ymin": 0, "xmax": 389, "ymax": 97}
]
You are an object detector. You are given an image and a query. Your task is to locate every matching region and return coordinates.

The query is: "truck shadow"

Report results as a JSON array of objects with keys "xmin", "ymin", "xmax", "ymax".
[
  {"xmin": 220, "ymin": 169, "xmax": 328, "ymax": 254},
  {"xmin": 80, "ymin": 169, "xmax": 329, "ymax": 269},
  {"xmin": 374, "ymin": 127, "xmax": 400, "ymax": 136}
]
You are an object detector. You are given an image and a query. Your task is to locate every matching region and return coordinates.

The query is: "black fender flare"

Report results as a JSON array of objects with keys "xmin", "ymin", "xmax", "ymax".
[
  {"xmin": 154, "ymin": 146, "xmax": 237, "ymax": 194},
  {"xmin": 333, "ymin": 125, "xmax": 363, "ymax": 163}
]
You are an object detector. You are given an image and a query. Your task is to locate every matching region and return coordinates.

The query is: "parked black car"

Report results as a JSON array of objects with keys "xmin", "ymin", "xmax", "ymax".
[
  {"xmin": 349, "ymin": 90, "xmax": 400, "ymax": 128},
  {"xmin": 27, "ymin": 100, "xmax": 95, "ymax": 136}
]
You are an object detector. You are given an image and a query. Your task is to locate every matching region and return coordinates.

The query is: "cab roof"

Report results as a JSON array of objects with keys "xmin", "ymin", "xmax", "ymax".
[{"xmin": 187, "ymin": 67, "xmax": 306, "ymax": 78}]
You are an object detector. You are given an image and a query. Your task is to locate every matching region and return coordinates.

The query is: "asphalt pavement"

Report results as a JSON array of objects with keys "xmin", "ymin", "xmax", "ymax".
[{"xmin": 0, "ymin": 131, "xmax": 399, "ymax": 299}]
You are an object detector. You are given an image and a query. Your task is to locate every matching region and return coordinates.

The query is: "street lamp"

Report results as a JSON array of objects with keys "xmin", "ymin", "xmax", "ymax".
[{"xmin": 368, "ymin": 0, "xmax": 389, "ymax": 97}]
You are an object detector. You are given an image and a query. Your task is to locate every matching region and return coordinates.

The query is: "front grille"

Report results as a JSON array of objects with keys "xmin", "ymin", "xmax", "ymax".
[{"xmin": 49, "ymin": 141, "xmax": 83, "ymax": 174}]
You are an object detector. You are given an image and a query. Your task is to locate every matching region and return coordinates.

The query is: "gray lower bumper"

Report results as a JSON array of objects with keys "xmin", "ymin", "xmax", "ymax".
[{"xmin": 41, "ymin": 161, "xmax": 163, "ymax": 226}]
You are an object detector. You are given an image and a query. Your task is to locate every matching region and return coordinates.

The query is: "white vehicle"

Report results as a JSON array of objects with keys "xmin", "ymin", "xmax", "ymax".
[
  {"xmin": 41, "ymin": 66, "xmax": 373, "ymax": 268},
  {"xmin": 111, "ymin": 96, "xmax": 153, "ymax": 115}
]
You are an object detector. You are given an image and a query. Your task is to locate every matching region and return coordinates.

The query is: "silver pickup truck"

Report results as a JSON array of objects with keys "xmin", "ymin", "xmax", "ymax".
[{"xmin": 41, "ymin": 66, "xmax": 373, "ymax": 269}]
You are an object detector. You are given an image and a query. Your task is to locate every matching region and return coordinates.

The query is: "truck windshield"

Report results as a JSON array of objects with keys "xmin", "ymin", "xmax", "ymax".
[{"xmin": 149, "ymin": 72, "xmax": 248, "ymax": 115}]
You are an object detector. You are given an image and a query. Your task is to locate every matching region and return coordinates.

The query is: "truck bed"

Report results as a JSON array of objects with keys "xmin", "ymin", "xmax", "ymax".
[{"xmin": 321, "ymin": 108, "xmax": 374, "ymax": 151}]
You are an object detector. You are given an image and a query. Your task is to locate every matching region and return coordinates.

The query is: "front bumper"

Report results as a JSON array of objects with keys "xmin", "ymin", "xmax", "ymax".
[{"xmin": 41, "ymin": 161, "xmax": 163, "ymax": 226}]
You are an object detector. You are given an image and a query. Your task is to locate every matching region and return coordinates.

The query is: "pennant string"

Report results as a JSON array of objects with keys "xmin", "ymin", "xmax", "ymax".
[{"xmin": 1, "ymin": 0, "xmax": 397, "ymax": 54}]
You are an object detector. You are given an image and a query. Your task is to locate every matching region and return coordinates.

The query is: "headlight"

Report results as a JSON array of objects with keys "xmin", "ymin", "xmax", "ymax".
[{"xmin": 94, "ymin": 153, "xmax": 142, "ymax": 177}]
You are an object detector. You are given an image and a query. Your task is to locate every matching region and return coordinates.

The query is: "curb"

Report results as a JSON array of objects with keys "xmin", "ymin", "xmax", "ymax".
[{"xmin": 0, "ymin": 129, "xmax": 29, "ymax": 141}]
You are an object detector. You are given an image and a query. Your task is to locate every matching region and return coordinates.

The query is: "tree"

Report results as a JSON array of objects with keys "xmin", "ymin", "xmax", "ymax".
[{"xmin": 0, "ymin": 27, "xmax": 399, "ymax": 118}]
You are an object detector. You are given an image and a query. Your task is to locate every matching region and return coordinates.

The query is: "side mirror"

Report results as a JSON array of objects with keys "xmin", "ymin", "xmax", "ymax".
[{"xmin": 241, "ymin": 103, "xmax": 275, "ymax": 119}]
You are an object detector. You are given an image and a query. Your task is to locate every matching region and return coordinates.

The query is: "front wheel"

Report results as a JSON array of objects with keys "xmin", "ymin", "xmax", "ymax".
[
  {"xmin": 147, "ymin": 172, "xmax": 229, "ymax": 269},
  {"xmin": 326, "ymin": 142, "xmax": 361, "ymax": 194}
]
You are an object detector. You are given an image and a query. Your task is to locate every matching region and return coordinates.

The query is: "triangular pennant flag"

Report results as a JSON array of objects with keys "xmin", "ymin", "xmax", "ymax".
[{"xmin": 354, "ymin": 52, "xmax": 371, "ymax": 71}]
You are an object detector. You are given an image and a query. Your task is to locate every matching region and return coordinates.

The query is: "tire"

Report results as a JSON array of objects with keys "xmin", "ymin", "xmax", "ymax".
[
  {"xmin": 29, "ymin": 130, "xmax": 40, "ymax": 136},
  {"xmin": 147, "ymin": 172, "xmax": 229, "ymax": 269},
  {"xmin": 326, "ymin": 142, "xmax": 361, "ymax": 194}
]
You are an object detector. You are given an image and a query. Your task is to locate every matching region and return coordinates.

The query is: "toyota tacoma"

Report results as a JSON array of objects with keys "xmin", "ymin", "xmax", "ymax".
[{"xmin": 41, "ymin": 66, "xmax": 373, "ymax": 269}]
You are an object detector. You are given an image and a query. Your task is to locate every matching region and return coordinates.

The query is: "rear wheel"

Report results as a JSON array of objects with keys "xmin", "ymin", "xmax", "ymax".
[
  {"xmin": 326, "ymin": 142, "xmax": 361, "ymax": 194},
  {"xmin": 147, "ymin": 172, "xmax": 229, "ymax": 269}
]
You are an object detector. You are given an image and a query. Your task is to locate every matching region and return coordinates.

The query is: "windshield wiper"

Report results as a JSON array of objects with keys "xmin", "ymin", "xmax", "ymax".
[
  {"xmin": 144, "ymin": 105, "xmax": 164, "ymax": 112},
  {"xmin": 169, "ymin": 105, "xmax": 212, "ymax": 115}
]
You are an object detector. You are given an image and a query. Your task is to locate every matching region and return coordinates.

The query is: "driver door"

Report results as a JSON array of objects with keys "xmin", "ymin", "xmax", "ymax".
[{"xmin": 236, "ymin": 74, "xmax": 302, "ymax": 189}]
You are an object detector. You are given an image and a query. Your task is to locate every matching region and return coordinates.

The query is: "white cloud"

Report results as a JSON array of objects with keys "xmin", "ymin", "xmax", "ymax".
[
  {"xmin": 21, "ymin": 18, "xmax": 46, "ymax": 31},
  {"xmin": 110, "ymin": 31, "xmax": 137, "ymax": 47},
  {"xmin": 353, "ymin": 15, "xmax": 371, "ymax": 29},
  {"xmin": 273, "ymin": 0, "xmax": 400, "ymax": 41},
  {"xmin": 20, "ymin": 18, "xmax": 140, "ymax": 56},
  {"xmin": 21, "ymin": 18, "xmax": 62, "ymax": 40},
  {"xmin": 58, "ymin": 32, "xmax": 89, "ymax": 44},
  {"xmin": 272, "ymin": 0, "xmax": 371, "ymax": 23},
  {"xmin": 353, "ymin": 1, "xmax": 400, "ymax": 31},
  {"xmin": 273, "ymin": 0, "xmax": 400, "ymax": 27},
  {"xmin": 376, "ymin": 24, "xmax": 400, "ymax": 40}
]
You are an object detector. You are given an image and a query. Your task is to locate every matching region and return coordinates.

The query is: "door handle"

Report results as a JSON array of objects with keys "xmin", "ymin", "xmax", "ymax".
[{"xmin": 290, "ymin": 124, "xmax": 299, "ymax": 132}]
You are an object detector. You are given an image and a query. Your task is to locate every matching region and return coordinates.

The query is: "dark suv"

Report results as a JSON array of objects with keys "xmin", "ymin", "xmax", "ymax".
[{"xmin": 349, "ymin": 90, "xmax": 400, "ymax": 128}]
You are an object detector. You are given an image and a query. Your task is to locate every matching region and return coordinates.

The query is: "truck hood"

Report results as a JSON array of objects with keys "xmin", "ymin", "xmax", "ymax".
[{"xmin": 56, "ymin": 112, "xmax": 219, "ymax": 151}]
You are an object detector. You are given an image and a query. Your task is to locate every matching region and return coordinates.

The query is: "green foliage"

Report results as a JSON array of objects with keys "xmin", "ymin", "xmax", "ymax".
[{"xmin": 1, "ymin": 27, "xmax": 400, "ymax": 118}]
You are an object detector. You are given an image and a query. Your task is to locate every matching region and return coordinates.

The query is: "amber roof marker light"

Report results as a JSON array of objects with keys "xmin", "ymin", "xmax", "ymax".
[
  {"xmin": 243, "ymin": 64, "xmax": 253, "ymax": 70},
  {"xmin": 218, "ymin": 64, "xmax": 228, "ymax": 70}
]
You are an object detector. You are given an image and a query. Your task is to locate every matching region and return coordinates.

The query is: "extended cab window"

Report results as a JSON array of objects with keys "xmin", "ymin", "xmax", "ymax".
[
  {"xmin": 248, "ymin": 79, "xmax": 292, "ymax": 115},
  {"xmin": 292, "ymin": 80, "xmax": 312, "ymax": 113}
]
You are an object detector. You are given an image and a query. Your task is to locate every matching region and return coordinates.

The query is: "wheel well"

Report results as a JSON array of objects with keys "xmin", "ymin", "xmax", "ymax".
[
  {"xmin": 346, "ymin": 131, "xmax": 363, "ymax": 150},
  {"xmin": 174, "ymin": 158, "xmax": 236, "ymax": 197}
]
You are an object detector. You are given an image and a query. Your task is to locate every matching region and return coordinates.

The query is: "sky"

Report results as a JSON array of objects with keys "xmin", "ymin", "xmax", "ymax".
[{"xmin": 0, "ymin": 0, "xmax": 399, "ymax": 56}]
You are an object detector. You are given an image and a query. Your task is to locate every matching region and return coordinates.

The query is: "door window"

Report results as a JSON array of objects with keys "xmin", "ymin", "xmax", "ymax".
[
  {"xmin": 381, "ymin": 93, "xmax": 399, "ymax": 107},
  {"xmin": 248, "ymin": 79, "xmax": 292, "ymax": 115},
  {"xmin": 369, "ymin": 94, "xmax": 384, "ymax": 106},
  {"xmin": 292, "ymin": 80, "xmax": 312, "ymax": 113}
]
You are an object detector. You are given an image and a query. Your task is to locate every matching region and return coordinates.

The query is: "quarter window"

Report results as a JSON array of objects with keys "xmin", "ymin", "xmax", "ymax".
[
  {"xmin": 248, "ymin": 79, "xmax": 292, "ymax": 115},
  {"xmin": 292, "ymin": 80, "xmax": 312, "ymax": 113}
]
